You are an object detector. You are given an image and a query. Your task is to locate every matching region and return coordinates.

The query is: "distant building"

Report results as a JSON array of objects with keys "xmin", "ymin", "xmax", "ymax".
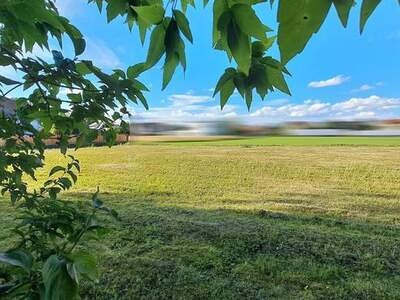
[
  {"xmin": 0, "ymin": 97, "xmax": 16, "ymax": 116},
  {"xmin": 382, "ymin": 119, "xmax": 400, "ymax": 126}
]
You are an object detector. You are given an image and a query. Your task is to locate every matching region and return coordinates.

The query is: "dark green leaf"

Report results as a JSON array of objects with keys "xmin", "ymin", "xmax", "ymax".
[
  {"xmin": 0, "ymin": 250, "xmax": 32, "ymax": 273},
  {"xmin": 213, "ymin": 0, "xmax": 229, "ymax": 45},
  {"xmin": 0, "ymin": 75, "xmax": 20, "ymax": 86},
  {"xmin": 266, "ymin": 66, "xmax": 291, "ymax": 95},
  {"xmin": 245, "ymin": 88, "xmax": 253, "ymax": 110},
  {"xmin": 220, "ymin": 79, "xmax": 235, "ymax": 109},
  {"xmin": 213, "ymin": 67, "xmax": 236, "ymax": 97},
  {"xmin": 162, "ymin": 53, "xmax": 179, "ymax": 90},
  {"xmin": 333, "ymin": 0, "xmax": 355, "ymax": 27},
  {"xmin": 232, "ymin": 4, "xmax": 270, "ymax": 40},
  {"xmin": 145, "ymin": 24, "xmax": 166, "ymax": 68},
  {"xmin": 227, "ymin": 19, "xmax": 251, "ymax": 74},
  {"xmin": 49, "ymin": 166, "xmax": 65, "ymax": 177},
  {"xmin": 42, "ymin": 255, "xmax": 78, "ymax": 300},
  {"xmin": 69, "ymin": 251, "xmax": 98, "ymax": 281},
  {"xmin": 106, "ymin": 0, "xmax": 127, "ymax": 22},
  {"xmin": 173, "ymin": 9, "xmax": 193, "ymax": 43},
  {"xmin": 360, "ymin": 0, "xmax": 381, "ymax": 33},
  {"xmin": 67, "ymin": 170, "xmax": 78, "ymax": 184}
]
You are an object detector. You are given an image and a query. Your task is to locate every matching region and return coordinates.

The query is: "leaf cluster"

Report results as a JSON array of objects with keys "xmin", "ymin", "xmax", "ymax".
[{"xmin": 0, "ymin": 175, "xmax": 117, "ymax": 299}]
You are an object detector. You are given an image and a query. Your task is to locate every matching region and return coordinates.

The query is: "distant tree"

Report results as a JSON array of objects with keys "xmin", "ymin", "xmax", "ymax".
[{"xmin": 0, "ymin": 0, "xmax": 396, "ymax": 298}]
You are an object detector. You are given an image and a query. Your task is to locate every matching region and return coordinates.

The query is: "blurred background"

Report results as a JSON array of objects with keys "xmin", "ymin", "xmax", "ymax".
[{"xmin": 129, "ymin": 116, "xmax": 400, "ymax": 141}]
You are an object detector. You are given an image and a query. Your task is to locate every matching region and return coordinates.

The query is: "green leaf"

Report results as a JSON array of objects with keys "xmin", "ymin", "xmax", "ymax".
[
  {"xmin": 69, "ymin": 251, "xmax": 98, "ymax": 281},
  {"xmin": 277, "ymin": 0, "xmax": 332, "ymax": 64},
  {"xmin": 333, "ymin": 0, "xmax": 355, "ymax": 27},
  {"xmin": 220, "ymin": 79, "xmax": 235, "ymax": 109},
  {"xmin": 95, "ymin": 0, "xmax": 103, "ymax": 12},
  {"xmin": 176, "ymin": 37, "xmax": 187, "ymax": 71},
  {"xmin": 66, "ymin": 263, "xmax": 79, "ymax": 284},
  {"xmin": 233, "ymin": 72, "xmax": 247, "ymax": 97},
  {"xmin": 136, "ymin": 92, "xmax": 149, "ymax": 110},
  {"xmin": 0, "ymin": 250, "xmax": 33, "ymax": 273},
  {"xmin": 106, "ymin": 0, "xmax": 127, "ymax": 22},
  {"xmin": 162, "ymin": 53, "xmax": 179, "ymax": 90},
  {"xmin": 227, "ymin": 19, "xmax": 251, "ymax": 74},
  {"xmin": 49, "ymin": 166, "xmax": 65, "ymax": 177},
  {"xmin": 67, "ymin": 170, "xmax": 78, "ymax": 183},
  {"xmin": 72, "ymin": 38, "xmax": 86, "ymax": 57},
  {"xmin": 231, "ymin": 4, "xmax": 270, "ymax": 40},
  {"xmin": 75, "ymin": 62, "xmax": 91, "ymax": 75},
  {"xmin": 133, "ymin": 5, "xmax": 165, "ymax": 25},
  {"xmin": 360, "ymin": 0, "xmax": 382, "ymax": 33},
  {"xmin": 213, "ymin": 0, "xmax": 229, "ymax": 46},
  {"xmin": 61, "ymin": 21, "xmax": 86, "ymax": 56},
  {"xmin": 67, "ymin": 93, "xmax": 82, "ymax": 103},
  {"xmin": 0, "ymin": 75, "xmax": 20, "ymax": 86},
  {"xmin": 173, "ymin": 9, "xmax": 193, "ymax": 43},
  {"xmin": 252, "ymin": 41, "xmax": 268, "ymax": 57},
  {"xmin": 59, "ymin": 177, "xmax": 72, "ymax": 190},
  {"xmin": 245, "ymin": 88, "xmax": 253, "ymax": 111},
  {"xmin": 145, "ymin": 24, "xmax": 166, "ymax": 68},
  {"xmin": 42, "ymin": 255, "xmax": 78, "ymax": 300},
  {"xmin": 136, "ymin": 18, "xmax": 149, "ymax": 44},
  {"xmin": 127, "ymin": 63, "xmax": 146, "ymax": 78},
  {"xmin": 266, "ymin": 66, "xmax": 291, "ymax": 95},
  {"xmin": 131, "ymin": 78, "xmax": 149, "ymax": 91},
  {"xmin": 213, "ymin": 67, "xmax": 236, "ymax": 97}
]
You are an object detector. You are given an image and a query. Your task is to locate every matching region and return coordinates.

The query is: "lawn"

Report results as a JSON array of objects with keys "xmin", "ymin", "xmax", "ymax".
[{"xmin": 1, "ymin": 138, "xmax": 400, "ymax": 299}]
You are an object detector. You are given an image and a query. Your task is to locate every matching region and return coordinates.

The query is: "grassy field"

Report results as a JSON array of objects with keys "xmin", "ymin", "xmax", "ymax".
[{"xmin": 1, "ymin": 137, "xmax": 400, "ymax": 299}]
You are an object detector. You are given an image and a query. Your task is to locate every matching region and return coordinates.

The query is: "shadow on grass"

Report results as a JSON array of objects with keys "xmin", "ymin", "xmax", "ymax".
[
  {"xmin": 70, "ymin": 193, "xmax": 400, "ymax": 300},
  {"xmin": 2, "ymin": 191, "xmax": 399, "ymax": 299}
]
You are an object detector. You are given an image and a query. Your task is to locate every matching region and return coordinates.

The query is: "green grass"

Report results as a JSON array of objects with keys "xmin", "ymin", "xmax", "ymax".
[
  {"xmin": 157, "ymin": 136, "xmax": 400, "ymax": 146},
  {"xmin": 1, "ymin": 141, "xmax": 400, "ymax": 299}
]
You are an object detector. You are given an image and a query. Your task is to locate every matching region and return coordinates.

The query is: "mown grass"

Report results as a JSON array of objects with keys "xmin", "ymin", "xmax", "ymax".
[{"xmin": 1, "ymin": 140, "xmax": 400, "ymax": 299}]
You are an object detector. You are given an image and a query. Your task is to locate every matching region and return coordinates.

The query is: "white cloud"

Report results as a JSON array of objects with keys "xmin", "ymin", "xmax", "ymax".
[
  {"xmin": 251, "ymin": 100, "xmax": 331, "ymax": 118},
  {"xmin": 132, "ymin": 104, "xmax": 237, "ymax": 123},
  {"xmin": 82, "ymin": 38, "xmax": 121, "ymax": 69},
  {"xmin": 356, "ymin": 84, "xmax": 374, "ymax": 92},
  {"xmin": 250, "ymin": 95, "xmax": 400, "ymax": 122},
  {"xmin": 168, "ymin": 94, "xmax": 212, "ymax": 107},
  {"xmin": 131, "ymin": 93, "xmax": 236, "ymax": 123},
  {"xmin": 331, "ymin": 95, "xmax": 400, "ymax": 111},
  {"xmin": 54, "ymin": 0, "xmax": 86, "ymax": 18},
  {"xmin": 352, "ymin": 82, "xmax": 384, "ymax": 93},
  {"xmin": 308, "ymin": 75, "xmax": 350, "ymax": 88}
]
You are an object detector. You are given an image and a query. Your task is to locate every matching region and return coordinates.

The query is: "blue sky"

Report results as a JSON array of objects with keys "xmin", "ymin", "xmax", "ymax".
[{"xmin": 3, "ymin": 0, "xmax": 400, "ymax": 124}]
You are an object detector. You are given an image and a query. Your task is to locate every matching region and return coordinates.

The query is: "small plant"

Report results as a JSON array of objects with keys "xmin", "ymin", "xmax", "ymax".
[{"xmin": 0, "ymin": 157, "xmax": 118, "ymax": 299}]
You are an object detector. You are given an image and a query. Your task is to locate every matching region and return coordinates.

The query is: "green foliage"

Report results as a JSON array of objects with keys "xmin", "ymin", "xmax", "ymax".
[
  {"xmin": 277, "ymin": 0, "xmax": 332, "ymax": 65},
  {"xmin": 0, "ymin": 0, "xmax": 396, "ymax": 298},
  {"xmin": 0, "ymin": 156, "xmax": 117, "ymax": 299},
  {"xmin": 213, "ymin": 40, "xmax": 290, "ymax": 110},
  {"xmin": 360, "ymin": 0, "xmax": 381, "ymax": 33}
]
